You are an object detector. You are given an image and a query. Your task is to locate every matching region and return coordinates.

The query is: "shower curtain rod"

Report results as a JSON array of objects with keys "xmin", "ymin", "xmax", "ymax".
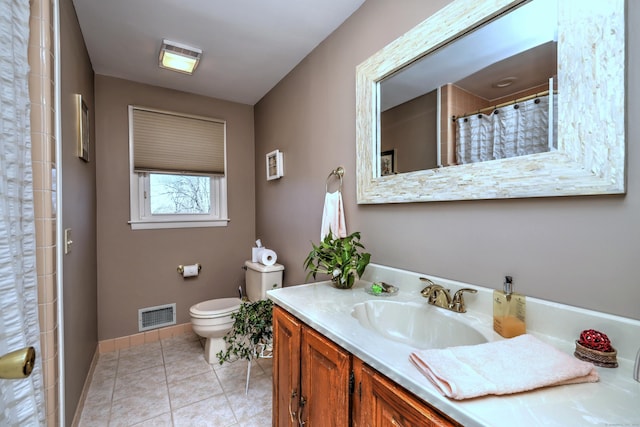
[{"xmin": 452, "ymin": 89, "xmax": 558, "ymax": 122}]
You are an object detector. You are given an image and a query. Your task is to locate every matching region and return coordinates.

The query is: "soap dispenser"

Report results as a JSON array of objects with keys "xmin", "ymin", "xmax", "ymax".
[{"xmin": 493, "ymin": 276, "xmax": 526, "ymax": 338}]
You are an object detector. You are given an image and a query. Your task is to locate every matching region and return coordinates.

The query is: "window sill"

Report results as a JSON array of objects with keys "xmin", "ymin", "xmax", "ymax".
[{"xmin": 129, "ymin": 218, "xmax": 230, "ymax": 230}]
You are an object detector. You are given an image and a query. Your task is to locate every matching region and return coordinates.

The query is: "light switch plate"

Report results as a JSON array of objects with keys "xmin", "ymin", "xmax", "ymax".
[{"xmin": 64, "ymin": 228, "xmax": 72, "ymax": 254}]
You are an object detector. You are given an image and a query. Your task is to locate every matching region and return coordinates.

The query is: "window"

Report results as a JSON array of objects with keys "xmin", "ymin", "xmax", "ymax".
[{"xmin": 128, "ymin": 106, "xmax": 228, "ymax": 230}]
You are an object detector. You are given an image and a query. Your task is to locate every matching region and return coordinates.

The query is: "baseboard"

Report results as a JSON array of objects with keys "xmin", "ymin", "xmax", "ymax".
[
  {"xmin": 98, "ymin": 322, "xmax": 193, "ymax": 353},
  {"xmin": 70, "ymin": 344, "xmax": 99, "ymax": 427}
]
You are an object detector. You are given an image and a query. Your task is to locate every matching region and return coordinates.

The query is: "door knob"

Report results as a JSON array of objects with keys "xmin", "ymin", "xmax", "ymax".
[{"xmin": 0, "ymin": 346, "xmax": 36, "ymax": 379}]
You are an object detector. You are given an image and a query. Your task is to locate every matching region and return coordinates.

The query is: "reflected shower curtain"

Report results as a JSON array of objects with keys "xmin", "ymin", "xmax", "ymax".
[
  {"xmin": 0, "ymin": 0, "xmax": 45, "ymax": 425},
  {"xmin": 456, "ymin": 94, "xmax": 556, "ymax": 164}
]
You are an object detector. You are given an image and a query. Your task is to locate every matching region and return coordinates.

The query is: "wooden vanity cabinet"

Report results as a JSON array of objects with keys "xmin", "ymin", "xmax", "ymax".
[
  {"xmin": 273, "ymin": 305, "xmax": 458, "ymax": 427},
  {"xmin": 273, "ymin": 306, "xmax": 351, "ymax": 426},
  {"xmin": 353, "ymin": 358, "xmax": 460, "ymax": 427},
  {"xmin": 273, "ymin": 305, "xmax": 301, "ymax": 426}
]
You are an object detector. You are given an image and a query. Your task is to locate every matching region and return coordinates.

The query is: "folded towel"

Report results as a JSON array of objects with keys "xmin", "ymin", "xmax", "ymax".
[
  {"xmin": 409, "ymin": 334, "xmax": 599, "ymax": 400},
  {"xmin": 320, "ymin": 191, "xmax": 347, "ymax": 240}
]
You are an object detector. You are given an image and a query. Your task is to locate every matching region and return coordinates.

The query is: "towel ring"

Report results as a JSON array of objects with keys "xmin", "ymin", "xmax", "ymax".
[{"xmin": 325, "ymin": 166, "xmax": 344, "ymax": 193}]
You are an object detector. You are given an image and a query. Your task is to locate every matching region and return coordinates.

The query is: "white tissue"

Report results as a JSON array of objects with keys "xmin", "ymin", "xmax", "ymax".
[
  {"xmin": 182, "ymin": 264, "xmax": 199, "ymax": 278},
  {"xmin": 252, "ymin": 247, "xmax": 261, "ymax": 263}
]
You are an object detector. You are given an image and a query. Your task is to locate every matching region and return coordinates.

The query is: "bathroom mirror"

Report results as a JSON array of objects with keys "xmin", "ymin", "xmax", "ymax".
[{"xmin": 356, "ymin": 0, "xmax": 625, "ymax": 204}]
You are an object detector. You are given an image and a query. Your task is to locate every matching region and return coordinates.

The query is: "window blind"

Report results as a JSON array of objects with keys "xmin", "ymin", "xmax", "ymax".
[{"xmin": 131, "ymin": 107, "xmax": 225, "ymax": 175}]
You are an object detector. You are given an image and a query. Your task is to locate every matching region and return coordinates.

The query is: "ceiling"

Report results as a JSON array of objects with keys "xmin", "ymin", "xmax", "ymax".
[
  {"xmin": 72, "ymin": 0, "xmax": 366, "ymax": 105},
  {"xmin": 381, "ymin": 0, "xmax": 558, "ymax": 111}
]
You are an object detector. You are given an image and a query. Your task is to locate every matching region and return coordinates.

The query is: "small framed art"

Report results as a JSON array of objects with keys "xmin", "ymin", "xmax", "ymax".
[
  {"xmin": 76, "ymin": 94, "xmax": 90, "ymax": 162},
  {"xmin": 266, "ymin": 149, "xmax": 284, "ymax": 180},
  {"xmin": 380, "ymin": 149, "xmax": 395, "ymax": 176}
]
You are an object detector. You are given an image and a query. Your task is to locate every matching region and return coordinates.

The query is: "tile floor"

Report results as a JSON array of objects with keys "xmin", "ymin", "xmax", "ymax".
[{"xmin": 78, "ymin": 333, "xmax": 273, "ymax": 426}]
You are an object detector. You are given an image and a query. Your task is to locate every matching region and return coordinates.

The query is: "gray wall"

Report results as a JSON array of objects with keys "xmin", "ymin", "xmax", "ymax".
[
  {"xmin": 381, "ymin": 90, "xmax": 438, "ymax": 172},
  {"xmin": 60, "ymin": 0, "xmax": 97, "ymax": 422},
  {"xmin": 95, "ymin": 76, "xmax": 256, "ymax": 340},
  {"xmin": 255, "ymin": 0, "xmax": 640, "ymax": 320}
]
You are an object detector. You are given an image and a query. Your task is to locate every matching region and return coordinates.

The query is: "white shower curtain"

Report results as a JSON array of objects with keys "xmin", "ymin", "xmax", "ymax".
[
  {"xmin": 0, "ymin": 0, "xmax": 46, "ymax": 425},
  {"xmin": 456, "ymin": 94, "xmax": 556, "ymax": 164}
]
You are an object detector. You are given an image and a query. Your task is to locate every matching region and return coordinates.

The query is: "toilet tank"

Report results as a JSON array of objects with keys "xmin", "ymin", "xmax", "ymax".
[{"xmin": 244, "ymin": 260, "xmax": 284, "ymax": 301}]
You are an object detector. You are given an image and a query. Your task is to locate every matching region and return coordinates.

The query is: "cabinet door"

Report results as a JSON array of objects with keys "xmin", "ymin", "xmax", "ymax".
[
  {"xmin": 299, "ymin": 326, "xmax": 351, "ymax": 426},
  {"xmin": 352, "ymin": 357, "xmax": 365, "ymax": 427},
  {"xmin": 273, "ymin": 306, "xmax": 302, "ymax": 427},
  {"xmin": 359, "ymin": 363, "xmax": 459, "ymax": 427}
]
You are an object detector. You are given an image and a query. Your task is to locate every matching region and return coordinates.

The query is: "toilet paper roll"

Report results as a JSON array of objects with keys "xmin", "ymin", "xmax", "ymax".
[
  {"xmin": 183, "ymin": 264, "xmax": 199, "ymax": 278},
  {"xmin": 259, "ymin": 249, "xmax": 277, "ymax": 266}
]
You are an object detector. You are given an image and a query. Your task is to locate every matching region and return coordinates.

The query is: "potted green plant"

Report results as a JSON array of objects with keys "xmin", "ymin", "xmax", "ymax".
[
  {"xmin": 216, "ymin": 299, "xmax": 274, "ymax": 364},
  {"xmin": 303, "ymin": 230, "xmax": 371, "ymax": 289}
]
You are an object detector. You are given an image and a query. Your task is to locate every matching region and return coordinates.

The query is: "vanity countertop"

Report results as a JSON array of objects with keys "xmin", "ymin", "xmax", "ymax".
[{"xmin": 267, "ymin": 264, "xmax": 640, "ymax": 427}]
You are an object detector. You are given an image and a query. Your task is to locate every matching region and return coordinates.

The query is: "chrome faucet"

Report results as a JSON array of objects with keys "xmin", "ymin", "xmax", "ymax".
[{"xmin": 419, "ymin": 277, "xmax": 477, "ymax": 313}]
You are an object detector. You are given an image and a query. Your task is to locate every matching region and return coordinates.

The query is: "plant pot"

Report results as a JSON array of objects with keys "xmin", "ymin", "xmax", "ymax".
[{"xmin": 332, "ymin": 274, "xmax": 356, "ymax": 289}]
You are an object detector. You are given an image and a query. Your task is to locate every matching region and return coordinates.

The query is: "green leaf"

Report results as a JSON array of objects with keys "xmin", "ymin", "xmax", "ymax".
[
  {"xmin": 216, "ymin": 299, "xmax": 274, "ymax": 364},
  {"xmin": 302, "ymin": 231, "xmax": 371, "ymax": 288}
]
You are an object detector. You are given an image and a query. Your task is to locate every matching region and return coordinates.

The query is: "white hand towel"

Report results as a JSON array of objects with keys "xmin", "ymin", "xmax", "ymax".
[
  {"xmin": 320, "ymin": 191, "xmax": 347, "ymax": 240},
  {"xmin": 409, "ymin": 334, "xmax": 599, "ymax": 400}
]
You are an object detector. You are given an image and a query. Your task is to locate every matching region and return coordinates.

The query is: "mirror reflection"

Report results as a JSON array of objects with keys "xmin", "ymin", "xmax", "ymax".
[
  {"xmin": 379, "ymin": 0, "xmax": 557, "ymax": 175},
  {"xmin": 356, "ymin": 0, "xmax": 624, "ymax": 203}
]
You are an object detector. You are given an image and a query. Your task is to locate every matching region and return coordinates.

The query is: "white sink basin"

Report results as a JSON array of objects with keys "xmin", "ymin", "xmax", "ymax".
[{"xmin": 351, "ymin": 300, "xmax": 487, "ymax": 349}]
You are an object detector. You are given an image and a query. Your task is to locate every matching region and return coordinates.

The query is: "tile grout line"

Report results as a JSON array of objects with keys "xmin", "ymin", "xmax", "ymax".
[
  {"xmin": 107, "ymin": 349, "xmax": 120, "ymax": 426},
  {"xmin": 159, "ymin": 339, "xmax": 173, "ymax": 426}
]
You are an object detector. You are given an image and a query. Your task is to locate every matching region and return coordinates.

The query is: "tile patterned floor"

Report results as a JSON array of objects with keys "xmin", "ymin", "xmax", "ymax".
[{"xmin": 78, "ymin": 333, "xmax": 273, "ymax": 426}]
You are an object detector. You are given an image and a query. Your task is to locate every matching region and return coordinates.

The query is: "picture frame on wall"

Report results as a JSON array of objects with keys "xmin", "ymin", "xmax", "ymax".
[
  {"xmin": 381, "ymin": 149, "xmax": 395, "ymax": 176},
  {"xmin": 266, "ymin": 149, "xmax": 284, "ymax": 180},
  {"xmin": 76, "ymin": 94, "xmax": 89, "ymax": 162}
]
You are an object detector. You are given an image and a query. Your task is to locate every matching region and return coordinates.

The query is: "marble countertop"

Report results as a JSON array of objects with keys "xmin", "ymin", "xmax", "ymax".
[{"xmin": 267, "ymin": 264, "xmax": 640, "ymax": 427}]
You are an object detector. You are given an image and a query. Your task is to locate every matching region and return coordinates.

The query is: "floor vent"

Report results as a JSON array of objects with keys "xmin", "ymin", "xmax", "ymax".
[{"xmin": 138, "ymin": 303, "xmax": 176, "ymax": 332}]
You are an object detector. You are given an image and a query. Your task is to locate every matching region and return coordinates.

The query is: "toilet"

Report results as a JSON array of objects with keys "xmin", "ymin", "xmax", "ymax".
[{"xmin": 189, "ymin": 261, "xmax": 284, "ymax": 363}]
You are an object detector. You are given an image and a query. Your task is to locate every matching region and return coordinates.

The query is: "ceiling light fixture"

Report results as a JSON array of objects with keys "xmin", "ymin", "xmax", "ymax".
[
  {"xmin": 158, "ymin": 39, "xmax": 202, "ymax": 75},
  {"xmin": 492, "ymin": 77, "xmax": 518, "ymax": 88}
]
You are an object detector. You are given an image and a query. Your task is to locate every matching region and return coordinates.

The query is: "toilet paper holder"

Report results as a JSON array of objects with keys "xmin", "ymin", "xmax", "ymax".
[{"xmin": 177, "ymin": 263, "xmax": 202, "ymax": 274}]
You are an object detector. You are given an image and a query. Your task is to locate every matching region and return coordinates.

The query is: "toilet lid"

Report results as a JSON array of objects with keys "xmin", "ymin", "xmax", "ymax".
[{"xmin": 190, "ymin": 297, "xmax": 242, "ymax": 317}]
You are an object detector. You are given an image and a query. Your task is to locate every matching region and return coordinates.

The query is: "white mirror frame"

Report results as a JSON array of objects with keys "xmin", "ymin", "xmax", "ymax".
[{"xmin": 356, "ymin": 0, "xmax": 625, "ymax": 204}]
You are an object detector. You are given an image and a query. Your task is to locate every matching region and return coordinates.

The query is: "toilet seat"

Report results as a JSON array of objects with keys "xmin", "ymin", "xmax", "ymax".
[{"xmin": 189, "ymin": 297, "xmax": 242, "ymax": 319}]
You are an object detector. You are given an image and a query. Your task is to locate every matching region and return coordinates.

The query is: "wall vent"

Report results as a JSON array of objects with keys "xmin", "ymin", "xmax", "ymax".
[{"xmin": 138, "ymin": 303, "xmax": 176, "ymax": 332}]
